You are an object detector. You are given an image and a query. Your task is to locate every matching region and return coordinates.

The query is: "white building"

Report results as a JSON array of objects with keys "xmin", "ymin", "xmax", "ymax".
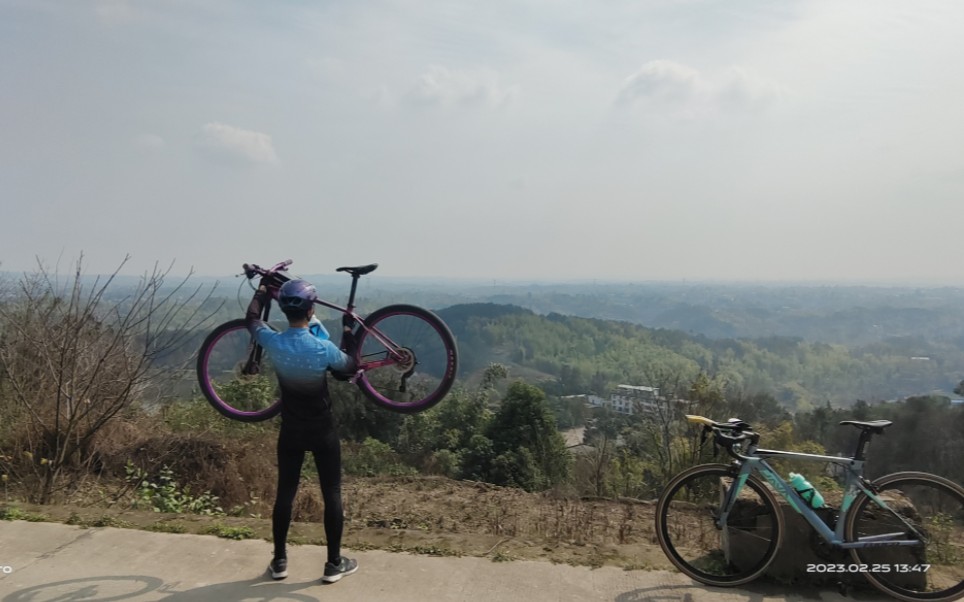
[{"xmin": 579, "ymin": 384, "xmax": 660, "ymax": 415}]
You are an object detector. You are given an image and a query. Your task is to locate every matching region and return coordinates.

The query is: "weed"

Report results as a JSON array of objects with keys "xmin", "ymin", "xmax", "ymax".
[
  {"xmin": 91, "ymin": 515, "xmax": 133, "ymax": 528},
  {"xmin": 147, "ymin": 522, "xmax": 187, "ymax": 534},
  {"xmin": 65, "ymin": 513, "xmax": 132, "ymax": 529},
  {"xmin": 227, "ymin": 495, "xmax": 262, "ymax": 518},
  {"xmin": 126, "ymin": 462, "xmax": 224, "ymax": 516},
  {"xmin": 0, "ymin": 506, "xmax": 48, "ymax": 522},
  {"xmin": 411, "ymin": 545, "xmax": 460, "ymax": 557},
  {"xmin": 202, "ymin": 523, "xmax": 256, "ymax": 540},
  {"xmin": 491, "ymin": 550, "xmax": 514, "ymax": 562}
]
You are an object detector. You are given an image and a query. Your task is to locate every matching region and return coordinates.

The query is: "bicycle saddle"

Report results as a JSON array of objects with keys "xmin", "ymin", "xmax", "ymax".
[
  {"xmin": 839, "ymin": 419, "xmax": 892, "ymax": 434},
  {"xmin": 337, "ymin": 264, "xmax": 378, "ymax": 277}
]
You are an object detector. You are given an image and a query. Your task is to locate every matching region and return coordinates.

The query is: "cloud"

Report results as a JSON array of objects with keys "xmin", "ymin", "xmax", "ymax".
[
  {"xmin": 616, "ymin": 60, "xmax": 786, "ymax": 116},
  {"xmin": 405, "ymin": 66, "xmax": 518, "ymax": 109},
  {"xmin": 134, "ymin": 133, "xmax": 165, "ymax": 149},
  {"xmin": 616, "ymin": 60, "xmax": 702, "ymax": 106},
  {"xmin": 196, "ymin": 122, "xmax": 279, "ymax": 165}
]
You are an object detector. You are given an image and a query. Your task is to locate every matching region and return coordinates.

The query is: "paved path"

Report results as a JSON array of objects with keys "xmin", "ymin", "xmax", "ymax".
[{"xmin": 0, "ymin": 521, "xmax": 885, "ymax": 601}]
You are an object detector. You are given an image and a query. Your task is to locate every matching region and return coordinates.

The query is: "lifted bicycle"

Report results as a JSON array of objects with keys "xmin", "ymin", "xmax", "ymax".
[{"xmin": 196, "ymin": 260, "xmax": 459, "ymax": 421}]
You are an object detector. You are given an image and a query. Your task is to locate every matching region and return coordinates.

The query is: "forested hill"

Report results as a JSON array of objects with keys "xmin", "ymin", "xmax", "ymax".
[
  {"xmin": 426, "ymin": 283, "xmax": 964, "ymax": 345},
  {"xmin": 435, "ymin": 303, "xmax": 964, "ymax": 411}
]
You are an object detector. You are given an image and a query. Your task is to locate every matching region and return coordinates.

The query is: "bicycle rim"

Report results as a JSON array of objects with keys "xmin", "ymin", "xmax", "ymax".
[
  {"xmin": 196, "ymin": 319, "xmax": 282, "ymax": 422},
  {"xmin": 846, "ymin": 472, "xmax": 964, "ymax": 602},
  {"xmin": 355, "ymin": 304, "xmax": 458, "ymax": 414},
  {"xmin": 656, "ymin": 464, "xmax": 783, "ymax": 587}
]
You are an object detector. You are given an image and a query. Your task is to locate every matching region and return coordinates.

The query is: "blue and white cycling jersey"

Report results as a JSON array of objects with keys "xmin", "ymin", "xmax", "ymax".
[{"xmin": 247, "ymin": 316, "xmax": 352, "ymax": 423}]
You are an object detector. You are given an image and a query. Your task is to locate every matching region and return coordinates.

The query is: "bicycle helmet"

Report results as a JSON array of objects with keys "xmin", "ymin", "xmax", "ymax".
[{"xmin": 278, "ymin": 279, "xmax": 318, "ymax": 313}]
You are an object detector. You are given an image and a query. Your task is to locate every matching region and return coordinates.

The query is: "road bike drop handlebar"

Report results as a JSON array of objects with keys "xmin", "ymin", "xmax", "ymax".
[{"xmin": 686, "ymin": 414, "xmax": 761, "ymax": 461}]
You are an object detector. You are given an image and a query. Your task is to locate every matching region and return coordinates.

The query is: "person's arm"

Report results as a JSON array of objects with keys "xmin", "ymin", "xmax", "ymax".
[
  {"xmin": 328, "ymin": 326, "xmax": 357, "ymax": 379},
  {"xmin": 246, "ymin": 282, "xmax": 272, "ymax": 341},
  {"xmin": 326, "ymin": 342, "xmax": 356, "ymax": 373}
]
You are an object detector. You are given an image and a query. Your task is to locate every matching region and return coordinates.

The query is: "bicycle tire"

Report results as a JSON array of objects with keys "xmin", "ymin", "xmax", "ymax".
[
  {"xmin": 656, "ymin": 463, "xmax": 784, "ymax": 587},
  {"xmin": 353, "ymin": 304, "xmax": 458, "ymax": 414},
  {"xmin": 196, "ymin": 318, "xmax": 282, "ymax": 422},
  {"xmin": 845, "ymin": 471, "xmax": 964, "ymax": 602}
]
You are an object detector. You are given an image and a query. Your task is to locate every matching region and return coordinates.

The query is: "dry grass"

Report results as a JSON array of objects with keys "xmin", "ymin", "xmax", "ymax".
[{"xmin": 1, "ymin": 404, "xmax": 672, "ymax": 570}]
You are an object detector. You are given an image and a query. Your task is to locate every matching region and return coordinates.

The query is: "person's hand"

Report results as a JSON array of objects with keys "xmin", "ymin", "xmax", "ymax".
[
  {"xmin": 330, "ymin": 369, "xmax": 353, "ymax": 382},
  {"xmin": 342, "ymin": 313, "xmax": 356, "ymax": 331}
]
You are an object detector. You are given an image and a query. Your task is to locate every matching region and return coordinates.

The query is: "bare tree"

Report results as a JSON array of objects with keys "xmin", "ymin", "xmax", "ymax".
[
  {"xmin": 0, "ymin": 255, "xmax": 219, "ymax": 503},
  {"xmin": 626, "ymin": 368, "xmax": 728, "ymax": 488}
]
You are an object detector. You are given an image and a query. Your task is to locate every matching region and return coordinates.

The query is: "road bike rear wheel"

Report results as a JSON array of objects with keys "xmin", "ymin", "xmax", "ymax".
[
  {"xmin": 656, "ymin": 463, "xmax": 784, "ymax": 587},
  {"xmin": 196, "ymin": 318, "xmax": 282, "ymax": 422},
  {"xmin": 354, "ymin": 304, "xmax": 458, "ymax": 414},
  {"xmin": 845, "ymin": 471, "xmax": 964, "ymax": 602}
]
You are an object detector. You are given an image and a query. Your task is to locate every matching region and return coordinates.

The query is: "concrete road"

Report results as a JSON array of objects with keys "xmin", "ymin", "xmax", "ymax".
[{"xmin": 0, "ymin": 521, "xmax": 885, "ymax": 601}]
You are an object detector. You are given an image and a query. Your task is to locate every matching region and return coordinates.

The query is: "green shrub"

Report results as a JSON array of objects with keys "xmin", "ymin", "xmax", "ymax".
[
  {"xmin": 343, "ymin": 438, "xmax": 417, "ymax": 477},
  {"xmin": 126, "ymin": 462, "xmax": 224, "ymax": 515}
]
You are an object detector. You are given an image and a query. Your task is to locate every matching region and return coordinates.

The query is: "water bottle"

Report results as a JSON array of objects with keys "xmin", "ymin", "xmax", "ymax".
[
  {"xmin": 788, "ymin": 472, "xmax": 825, "ymax": 508},
  {"xmin": 308, "ymin": 316, "xmax": 330, "ymax": 340}
]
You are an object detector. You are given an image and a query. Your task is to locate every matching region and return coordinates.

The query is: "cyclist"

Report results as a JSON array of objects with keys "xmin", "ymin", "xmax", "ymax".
[{"xmin": 246, "ymin": 278, "xmax": 359, "ymax": 584}]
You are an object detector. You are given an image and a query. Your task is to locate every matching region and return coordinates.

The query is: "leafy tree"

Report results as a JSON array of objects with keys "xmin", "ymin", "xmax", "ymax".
[
  {"xmin": 476, "ymin": 381, "xmax": 571, "ymax": 491},
  {"xmin": 329, "ymin": 381, "xmax": 405, "ymax": 444},
  {"xmin": 723, "ymin": 391, "xmax": 791, "ymax": 428},
  {"xmin": 394, "ymin": 364, "xmax": 503, "ymax": 474}
]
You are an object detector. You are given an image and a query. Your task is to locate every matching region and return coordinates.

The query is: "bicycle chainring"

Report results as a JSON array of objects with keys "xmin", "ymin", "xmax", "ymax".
[{"xmin": 809, "ymin": 507, "xmax": 845, "ymax": 561}]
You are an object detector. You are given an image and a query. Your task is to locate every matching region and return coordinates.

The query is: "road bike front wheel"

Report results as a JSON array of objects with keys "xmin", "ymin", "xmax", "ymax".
[
  {"xmin": 656, "ymin": 463, "xmax": 784, "ymax": 587},
  {"xmin": 845, "ymin": 471, "xmax": 964, "ymax": 602},
  {"xmin": 196, "ymin": 319, "xmax": 282, "ymax": 422},
  {"xmin": 354, "ymin": 304, "xmax": 458, "ymax": 414}
]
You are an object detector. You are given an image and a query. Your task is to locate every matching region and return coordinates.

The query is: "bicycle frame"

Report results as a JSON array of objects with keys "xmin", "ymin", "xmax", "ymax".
[
  {"xmin": 254, "ymin": 263, "xmax": 408, "ymax": 374},
  {"xmin": 310, "ymin": 296, "xmax": 409, "ymax": 373},
  {"xmin": 723, "ymin": 446, "xmax": 926, "ymax": 551}
]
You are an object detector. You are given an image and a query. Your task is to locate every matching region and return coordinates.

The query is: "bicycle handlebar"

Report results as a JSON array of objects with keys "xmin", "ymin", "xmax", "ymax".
[
  {"xmin": 686, "ymin": 414, "xmax": 760, "ymax": 459},
  {"xmin": 242, "ymin": 260, "xmax": 293, "ymax": 280}
]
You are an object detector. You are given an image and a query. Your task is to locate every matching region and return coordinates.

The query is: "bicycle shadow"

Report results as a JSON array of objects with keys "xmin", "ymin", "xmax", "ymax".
[
  {"xmin": 2, "ymin": 574, "xmax": 322, "ymax": 602},
  {"xmin": 613, "ymin": 581, "xmax": 885, "ymax": 602}
]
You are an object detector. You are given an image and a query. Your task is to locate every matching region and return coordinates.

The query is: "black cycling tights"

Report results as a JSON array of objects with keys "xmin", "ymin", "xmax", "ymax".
[{"xmin": 273, "ymin": 423, "xmax": 343, "ymax": 564}]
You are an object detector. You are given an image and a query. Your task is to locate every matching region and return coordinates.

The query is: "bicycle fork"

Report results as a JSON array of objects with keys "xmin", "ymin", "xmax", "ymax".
[{"xmin": 715, "ymin": 469, "xmax": 752, "ymax": 530}]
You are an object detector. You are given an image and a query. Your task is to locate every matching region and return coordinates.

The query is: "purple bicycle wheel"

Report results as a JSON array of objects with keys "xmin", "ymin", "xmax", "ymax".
[
  {"xmin": 196, "ymin": 319, "xmax": 282, "ymax": 422},
  {"xmin": 354, "ymin": 304, "xmax": 458, "ymax": 414}
]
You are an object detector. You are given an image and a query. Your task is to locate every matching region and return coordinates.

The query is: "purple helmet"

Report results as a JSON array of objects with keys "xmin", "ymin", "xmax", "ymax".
[{"xmin": 278, "ymin": 279, "xmax": 317, "ymax": 312}]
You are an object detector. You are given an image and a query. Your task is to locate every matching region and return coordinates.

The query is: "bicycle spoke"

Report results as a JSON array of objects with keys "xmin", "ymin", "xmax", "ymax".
[
  {"xmin": 355, "ymin": 305, "xmax": 457, "ymax": 413},
  {"xmin": 657, "ymin": 465, "xmax": 782, "ymax": 586},
  {"xmin": 849, "ymin": 474, "xmax": 964, "ymax": 601},
  {"xmin": 197, "ymin": 319, "xmax": 282, "ymax": 421}
]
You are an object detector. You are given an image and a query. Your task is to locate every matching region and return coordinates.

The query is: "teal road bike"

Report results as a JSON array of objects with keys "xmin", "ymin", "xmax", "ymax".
[{"xmin": 655, "ymin": 415, "xmax": 964, "ymax": 601}]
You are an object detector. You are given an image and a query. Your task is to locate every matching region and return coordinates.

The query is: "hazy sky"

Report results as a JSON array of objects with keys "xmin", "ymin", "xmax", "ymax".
[{"xmin": 2, "ymin": 0, "xmax": 963, "ymax": 283}]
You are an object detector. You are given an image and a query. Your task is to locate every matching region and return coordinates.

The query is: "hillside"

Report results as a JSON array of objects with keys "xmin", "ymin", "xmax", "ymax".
[{"xmin": 434, "ymin": 303, "xmax": 964, "ymax": 410}]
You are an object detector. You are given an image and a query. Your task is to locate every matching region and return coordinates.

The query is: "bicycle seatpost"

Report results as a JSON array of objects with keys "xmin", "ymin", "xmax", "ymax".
[{"xmin": 346, "ymin": 273, "xmax": 360, "ymax": 311}]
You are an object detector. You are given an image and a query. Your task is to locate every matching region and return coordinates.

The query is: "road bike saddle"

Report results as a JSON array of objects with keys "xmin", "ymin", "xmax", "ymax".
[
  {"xmin": 839, "ymin": 419, "xmax": 892, "ymax": 434},
  {"xmin": 337, "ymin": 264, "xmax": 378, "ymax": 277}
]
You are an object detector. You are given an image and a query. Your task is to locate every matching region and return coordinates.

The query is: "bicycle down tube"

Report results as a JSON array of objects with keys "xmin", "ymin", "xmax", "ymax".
[
  {"xmin": 721, "ymin": 447, "xmax": 925, "ymax": 551},
  {"xmin": 309, "ymin": 297, "xmax": 409, "ymax": 370}
]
